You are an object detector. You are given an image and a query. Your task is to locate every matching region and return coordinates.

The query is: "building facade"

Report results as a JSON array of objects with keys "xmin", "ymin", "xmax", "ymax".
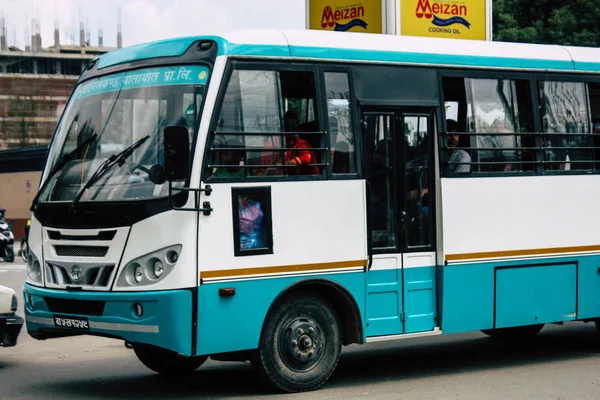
[{"xmin": 0, "ymin": 27, "xmax": 118, "ymax": 238}]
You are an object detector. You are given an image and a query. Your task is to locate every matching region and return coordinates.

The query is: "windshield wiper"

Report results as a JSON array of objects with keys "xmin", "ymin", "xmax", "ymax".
[
  {"xmin": 30, "ymin": 133, "xmax": 98, "ymax": 211},
  {"xmin": 70, "ymin": 135, "xmax": 150, "ymax": 211}
]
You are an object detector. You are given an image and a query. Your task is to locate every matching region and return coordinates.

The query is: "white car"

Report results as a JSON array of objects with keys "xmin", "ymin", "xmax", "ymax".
[{"xmin": 0, "ymin": 285, "xmax": 23, "ymax": 347}]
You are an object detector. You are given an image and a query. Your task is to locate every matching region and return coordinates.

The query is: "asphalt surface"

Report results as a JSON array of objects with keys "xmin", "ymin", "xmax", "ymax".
[{"xmin": 1, "ymin": 260, "xmax": 599, "ymax": 399}]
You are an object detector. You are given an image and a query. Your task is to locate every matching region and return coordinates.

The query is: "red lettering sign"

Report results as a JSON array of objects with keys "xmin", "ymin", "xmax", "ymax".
[{"xmin": 321, "ymin": 4, "xmax": 366, "ymax": 28}]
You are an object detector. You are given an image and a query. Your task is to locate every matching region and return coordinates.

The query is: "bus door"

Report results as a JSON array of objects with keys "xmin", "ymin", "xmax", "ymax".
[{"xmin": 362, "ymin": 108, "xmax": 437, "ymax": 337}]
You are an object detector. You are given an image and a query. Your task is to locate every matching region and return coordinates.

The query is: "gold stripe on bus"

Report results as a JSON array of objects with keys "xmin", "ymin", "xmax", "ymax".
[
  {"xmin": 446, "ymin": 244, "xmax": 600, "ymax": 262},
  {"xmin": 201, "ymin": 259, "xmax": 367, "ymax": 279}
]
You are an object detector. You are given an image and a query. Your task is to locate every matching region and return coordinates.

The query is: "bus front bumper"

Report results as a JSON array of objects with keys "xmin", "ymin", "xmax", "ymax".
[{"xmin": 23, "ymin": 283, "xmax": 193, "ymax": 356}]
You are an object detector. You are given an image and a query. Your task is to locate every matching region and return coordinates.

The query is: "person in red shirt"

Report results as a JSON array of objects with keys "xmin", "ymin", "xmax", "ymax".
[{"xmin": 284, "ymin": 111, "xmax": 319, "ymax": 176}]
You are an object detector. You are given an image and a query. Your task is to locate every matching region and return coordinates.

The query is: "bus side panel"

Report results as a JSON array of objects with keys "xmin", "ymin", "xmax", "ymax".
[
  {"xmin": 195, "ymin": 272, "xmax": 365, "ymax": 356},
  {"xmin": 495, "ymin": 263, "xmax": 577, "ymax": 328},
  {"xmin": 440, "ymin": 175, "xmax": 600, "ymax": 332},
  {"xmin": 441, "ymin": 263, "xmax": 494, "ymax": 333},
  {"xmin": 442, "ymin": 255, "xmax": 600, "ymax": 333},
  {"xmin": 576, "ymin": 254, "xmax": 600, "ymax": 320},
  {"xmin": 403, "ymin": 264, "xmax": 437, "ymax": 333}
]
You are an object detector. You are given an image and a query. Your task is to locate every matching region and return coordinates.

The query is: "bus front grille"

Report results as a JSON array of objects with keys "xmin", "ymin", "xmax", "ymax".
[
  {"xmin": 54, "ymin": 245, "xmax": 109, "ymax": 258},
  {"xmin": 46, "ymin": 263, "xmax": 115, "ymax": 287}
]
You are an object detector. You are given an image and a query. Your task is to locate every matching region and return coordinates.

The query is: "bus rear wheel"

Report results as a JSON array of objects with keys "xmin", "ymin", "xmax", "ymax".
[
  {"xmin": 481, "ymin": 324, "xmax": 544, "ymax": 340},
  {"xmin": 133, "ymin": 344, "xmax": 207, "ymax": 375},
  {"xmin": 251, "ymin": 292, "xmax": 342, "ymax": 393},
  {"xmin": 595, "ymin": 320, "xmax": 600, "ymax": 333}
]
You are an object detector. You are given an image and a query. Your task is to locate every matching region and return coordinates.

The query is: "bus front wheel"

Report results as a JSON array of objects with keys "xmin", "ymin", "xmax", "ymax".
[
  {"xmin": 481, "ymin": 324, "xmax": 544, "ymax": 340},
  {"xmin": 133, "ymin": 344, "xmax": 207, "ymax": 375},
  {"xmin": 251, "ymin": 292, "xmax": 342, "ymax": 393}
]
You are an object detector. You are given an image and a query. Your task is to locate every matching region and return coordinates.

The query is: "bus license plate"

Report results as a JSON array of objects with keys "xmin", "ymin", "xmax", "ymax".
[{"xmin": 53, "ymin": 315, "xmax": 90, "ymax": 331}]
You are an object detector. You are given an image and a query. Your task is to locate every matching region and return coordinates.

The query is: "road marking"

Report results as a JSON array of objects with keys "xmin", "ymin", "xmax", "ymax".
[{"xmin": 0, "ymin": 266, "xmax": 26, "ymax": 271}]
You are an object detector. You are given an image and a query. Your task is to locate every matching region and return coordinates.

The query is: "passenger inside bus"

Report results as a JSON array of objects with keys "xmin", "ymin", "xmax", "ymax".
[
  {"xmin": 447, "ymin": 119, "xmax": 471, "ymax": 173},
  {"xmin": 214, "ymin": 147, "xmax": 245, "ymax": 178},
  {"xmin": 284, "ymin": 110, "xmax": 319, "ymax": 176}
]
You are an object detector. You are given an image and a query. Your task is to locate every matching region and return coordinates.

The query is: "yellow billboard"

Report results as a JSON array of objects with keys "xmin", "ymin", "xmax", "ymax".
[
  {"xmin": 308, "ymin": 0, "xmax": 383, "ymax": 34},
  {"xmin": 400, "ymin": 0, "xmax": 487, "ymax": 40}
]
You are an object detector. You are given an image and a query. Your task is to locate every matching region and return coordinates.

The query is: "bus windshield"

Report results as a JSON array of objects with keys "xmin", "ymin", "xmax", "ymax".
[{"xmin": 38, "ymin": 64, "xmax": 209, "ymax": 204}]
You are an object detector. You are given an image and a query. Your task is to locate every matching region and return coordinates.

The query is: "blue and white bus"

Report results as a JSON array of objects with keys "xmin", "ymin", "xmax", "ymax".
[{"xmin": 23, "ymin": 28, "xmax": 600, "ymax": 392}]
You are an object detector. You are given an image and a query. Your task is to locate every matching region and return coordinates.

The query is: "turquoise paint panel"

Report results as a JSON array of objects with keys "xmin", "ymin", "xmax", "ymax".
[
  {"xmin": 95, "ymin": 33, "xmax": 591, "ymax": 74},
  {"xmin": 404, "ymin": 266, "xmax": 437, "ymax": 333},
  {"xmin": 195, "ymin": 272, "xmax": 365, "ymax": 356},
  {"xmin": 442, "ymin": 255, "xmax": 600, "ymax": 334},
  {"xmin": 289, "ymin": 46, "xmax": 576, "ymax": 71},
  {"xmin": 368, "ymin": 267, "xmax": 398, "ymax": 285},
  {"xmin": 577, "ymin": 255, "xmax": 600, "ymax": 319},
  {"xmin": 573, "ymin": 62, "xmax": 600, "ymax": 72},
  {"xmin": 97, "ymin": 36, "xmax": 201, "ymax": 69},
  {"xmin": 495, "ymin": 264, "xmax": 577, "ymax": 328},
  {"xmin": 23, "ymin": 284, "xmax": 193, "ymax": 355},
  {"xmin": 96, "ymin": 35, "xmax": 290, "ymax": 70},
  {"xmin": 73, "ymin": 65, "xmax": 209, "ymax": 99},
  {"xmin": 441, "ymin": 263, "xmax": 494, "ymax": 333},
  {"xmin": 366, "ymin": 264, "xmax": 403, "ymax": 337},
  {"xmin": 221, "ymin": 43, "xmax": 291, "ymax": 58}
]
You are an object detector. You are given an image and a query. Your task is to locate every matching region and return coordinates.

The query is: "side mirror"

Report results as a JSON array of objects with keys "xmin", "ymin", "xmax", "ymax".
[{"xmin": 163, "ymin": 125, "xmax": 190, "ymax": 181}]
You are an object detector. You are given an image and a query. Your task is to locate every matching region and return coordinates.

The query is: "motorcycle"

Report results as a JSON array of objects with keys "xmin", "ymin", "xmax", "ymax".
[
  {"xmin": 0, "ymin": 208, "xmax": 14, "ymax": 263},
  {"xmin": 20, "ymin": 220, "xmax": 29, "ymax": 262}
]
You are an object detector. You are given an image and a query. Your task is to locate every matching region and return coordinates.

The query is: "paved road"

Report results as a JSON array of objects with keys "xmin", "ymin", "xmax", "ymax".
[{"xmin": 1, "ymin": 261, "xmax": 599, "ymax": 399}]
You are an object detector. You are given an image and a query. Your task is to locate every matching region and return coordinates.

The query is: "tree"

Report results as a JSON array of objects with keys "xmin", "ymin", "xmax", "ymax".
[{"xmin": 493, "ymin": 0, "xmax": 600, "ymax": 46}]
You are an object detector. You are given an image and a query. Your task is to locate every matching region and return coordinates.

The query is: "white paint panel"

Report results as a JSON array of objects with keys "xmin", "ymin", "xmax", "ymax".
[
  {"xmin": 565, "ymin": 47, "xmax": 600, "ymax": 64},
  {"xmin": 197, "ymin": 180, "xmax": 367, "ymax": 274},
  {"xmin": 403, "ymin": 252, "xmax": 436, "ymax": 268},
  {"xmin": 370, "ymin": 255, "xmax": 398, "ymax": 271},
  {"xmin": 441, "ymin": 175, "xmax": 600, "ymax": 256},
  {"xmin": 189, "ymin": 56, "xmax": 226, "ymax": 188},
  {"xmin": 114, "ymin": 209, "xmax": 200, "ymax": 291}
]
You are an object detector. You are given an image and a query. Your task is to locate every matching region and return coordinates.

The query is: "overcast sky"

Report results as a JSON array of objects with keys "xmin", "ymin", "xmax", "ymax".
[{"xmin": 0, "ymin": 0, "xmax": 306, "ymax": 49}]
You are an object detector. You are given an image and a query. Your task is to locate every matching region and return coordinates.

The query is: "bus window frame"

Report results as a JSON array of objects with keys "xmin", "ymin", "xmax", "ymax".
[
  {"xmin": 318, "ymin": 65, "xmax": 362, "ymax": 180},
  {"xmin": 438, "ymin": 68, "xmax": 600, "ymax": 178},
  {"xmin": 231, "ymin": 186, "xmax": 274, "ymax": 257},
  {"xmin": 202, "ymin": 59, "xmax": 330, "ymax": 184},
  {"xmin": 439, "ymin": 69, "xmax": 538, "ymax": 178}
]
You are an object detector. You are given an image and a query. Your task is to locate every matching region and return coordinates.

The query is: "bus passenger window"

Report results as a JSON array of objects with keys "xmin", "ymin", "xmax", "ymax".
[
  {"xmin": 207, "ymin": 68, "xmax": 324, "ymax": 180},
  {"xmin": 324, "ymin": 72, "xmax": 356, "ymax": 174},
  {"xmin": 589, "ymin": 83, "xmax": 600, "ymax": 171},
  {"xmin": 540, "ymin": 81, "xmax": 592, "ymax": 172},
  {"xmin": 441, "ymin": 76, "xmax": 534, "ymax": 174}
]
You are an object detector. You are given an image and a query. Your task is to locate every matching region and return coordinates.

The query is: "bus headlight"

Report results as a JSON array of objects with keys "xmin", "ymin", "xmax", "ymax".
[
  {"xmin": 134, "ymin": 265, "xmax": 144, "ymax": 283},
  {"xmin": 26, "ymin": 251, "xmax": 42, "ymax": 283},
  {"xmin": 116, "ymin": 245, "xmax": 182, "ymax": 287},
  {"xmin": 152, "ymin": 260, "xmax": 164, "ymax": 278}
]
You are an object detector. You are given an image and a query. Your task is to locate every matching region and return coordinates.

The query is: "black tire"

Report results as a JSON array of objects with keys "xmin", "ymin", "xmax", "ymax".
[
  {"xmin": 3, "ymin": 245, "xmax": 14, "ymax": 263},
  {"xmin": 133, "ymin": 344, "xmax": 207, "ymax": 375},
  {"xmin": 481, "ymin": 324, "xmax": 544, "ymax": 339},
  {"xmin": 251, "ymin": 292, "xmax": 342, "ymax": 393},
  {"xmin": 595, "ymin": 320, "xmax": 600, "ymax": 333}
]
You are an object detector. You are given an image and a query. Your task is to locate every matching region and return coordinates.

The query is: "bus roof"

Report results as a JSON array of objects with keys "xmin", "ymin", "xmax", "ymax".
[{"xmin": 97, "ymin": 29, "xmax": 600, "ymax": 73}]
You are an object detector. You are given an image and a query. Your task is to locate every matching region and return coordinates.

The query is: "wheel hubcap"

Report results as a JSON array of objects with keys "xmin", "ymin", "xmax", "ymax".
[{"xmin": 279, "ymin": 317, "xmax": 325, "ymax": 372}]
